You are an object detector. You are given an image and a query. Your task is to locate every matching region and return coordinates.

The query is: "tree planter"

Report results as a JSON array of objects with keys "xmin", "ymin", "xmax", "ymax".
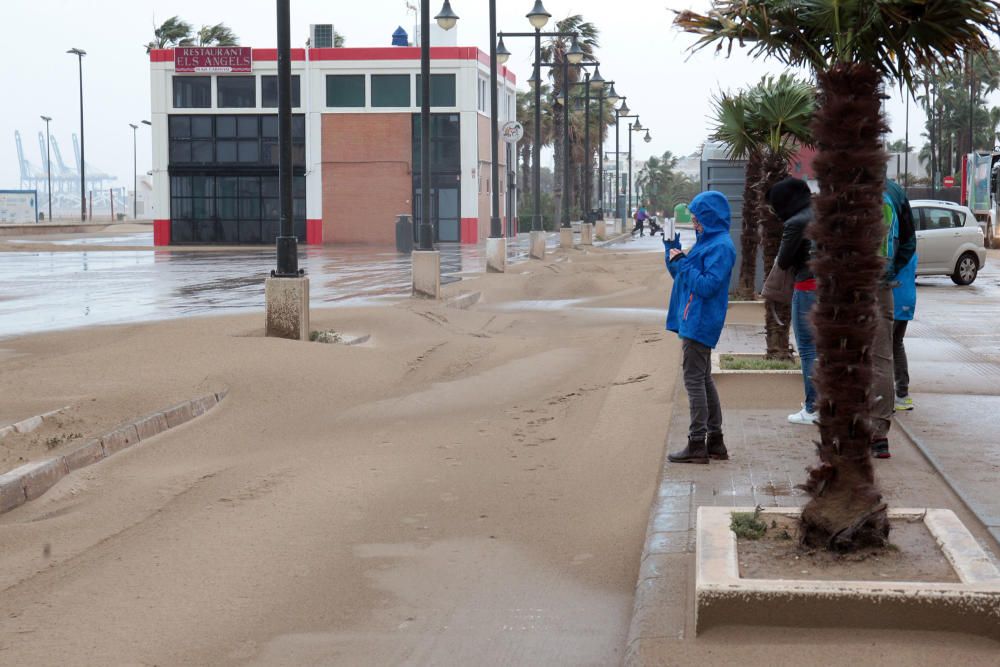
[
  {"xmin": 696, "ymin": 506, "xmax": 1000, "ymax": 639},
  {"xmin": 726, "ymin": 300, "xmax": 765, "ymax": 326},
  {"xmin": 710, "ymin": 352, "xmax": 802, "ymax": 408}
]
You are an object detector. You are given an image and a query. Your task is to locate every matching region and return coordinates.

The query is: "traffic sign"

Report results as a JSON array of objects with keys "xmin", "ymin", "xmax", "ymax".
[
  {"xmin": 943, "ymin": 176, "xmax": 955, "ymax": 188},
  {"xmin": 501, "ymin": 121, "xmax": 524, "ymax": 144}
]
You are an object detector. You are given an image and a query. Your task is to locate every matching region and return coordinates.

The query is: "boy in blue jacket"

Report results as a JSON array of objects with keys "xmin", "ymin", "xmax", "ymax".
[{"xmin": 664, "ymin": 191, "xmax": 737, "ymax": 464}]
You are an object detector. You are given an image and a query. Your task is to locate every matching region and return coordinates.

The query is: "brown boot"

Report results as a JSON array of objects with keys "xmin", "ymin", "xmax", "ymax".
[
  {"xmin": 707, "ymin": 432, "xmax": 729, "ymax": 460},
  {"xmin": 668, "ymin": 435, "xmax": 709, "ymax": 464}
]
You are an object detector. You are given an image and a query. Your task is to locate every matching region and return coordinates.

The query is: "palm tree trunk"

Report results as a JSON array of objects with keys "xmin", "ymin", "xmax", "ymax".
[
  {"xmin": 521, "ymin": 144, "xmax": 532, "ymax": 202},
  {"xmin": 737, "ymin": 153, "xmax": 763, "ymax": 299},
  {"xmin": 759, "ymin": 150, "xmax": 792, "ymax": 360},
  {"xmin": 799, "ymin": 63, "xmax": 890, "ymax": 552}
]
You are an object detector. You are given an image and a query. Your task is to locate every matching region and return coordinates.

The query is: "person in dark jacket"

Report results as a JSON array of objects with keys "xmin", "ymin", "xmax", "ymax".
[
  {"xmin": 870, "ymin": 179, "xmax": 917, "ymax": 459},
  {"xmin": 769, "ymin": 177, "xmax": 818, "ymax": 426},
  {"xmin": 663, "ymin": 191, "xmax": 737, "ymax": 464}
]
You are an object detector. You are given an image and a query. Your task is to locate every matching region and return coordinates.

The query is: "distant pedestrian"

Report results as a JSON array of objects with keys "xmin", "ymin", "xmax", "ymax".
[
  {"xmin": 648, "ymin": 215, "xmax": 664, "ymax": 237},
  {"xmin": 768, "ymin": 177, "xmax": 818, "ymax": 426},
  {"xmin": 632, "ymin": 205, "xmax": 648, "ymax": 237},
  {"xmin": 893, "ymin": 251, "xmax": 918, "ymax": 411},
  {"xmin": 663, "ymin": 191, "xmax": 737, "ymax": 464},
  {"xmin": 871, "ymin": 179, "xmax": 916, "ymax": 459}
]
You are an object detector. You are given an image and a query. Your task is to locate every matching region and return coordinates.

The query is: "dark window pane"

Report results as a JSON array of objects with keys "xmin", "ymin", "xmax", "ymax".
[
  {"xmin": 170, "ymin": 176, "xmax": 192, "ymax": 197},
  {"xmin": 261, "ymin": 115, "xmax": 279, "ymax": 137},
  {"xmin": 239, "ymin": 177, "xmax": 260, "ymax": 197},
  {"xmin": 237, "ymin": 140, "xmax": 259, "ymax": 162},
  {"xmin": 218, "ymin": 76, "xmax": 256, "ymax": 108},
  {"xmin": 293, "ymin": 175, "xmax": 306, "ymax": 198},
  {"xmin": 372, "ymin": 74, "xmax": 410, "ymax": 107},
  {"xmin": 292, "ymin": 115, "xmax": 305, "ymax": 139},
  {"xmin": 262, "ymin": 176, "xmax": 279, "ymax": 197},
  {"xmin": 195, "ymin": 220, "xmax": 216, "ymax": 243},
  {"xmin": 171, "ymin": 219, "xmax": 194, "ymax": 243},
  {"xmin": 171, "ymin": 197, "xmax": 193, "ymax": 219},
  {"xmin": 239, "ymin": 220, "xmax": 263, "ymax": 243},
  {"xmin": 217, "ymin": 115, "xmax": 237, "ymax": 137},
  {"xmin": 326, "ymin": 74, "xmax": 365, "ymax": 107},
  {"xmin": 173, "ymin": 76, "xmax": 211, "ymax": 108},
  {"xmin": 261, "ymin": 141, "xmax": 278, "ymax": 165},
  {"xmin": 262, "ymin": 198, "xmax": 280, "ymax": 220},
  {"xmin": 192, "ymin": 176, "xmax": 214, "ymax": 198},
  {"xmin": 192, "ymin": 197, "xmax": 214, "ymax": 219},
  {"xmin": 192, "ymin": 140, "xmax": 214, "ymax": 163},
  {"xmin": 219, "ymin": 219, "xmax": 240, "ymax": 243},
  {"xmin": 217, "ymin": 176, "xmax": 239, "ymax": 197},
  {"xmin": 416, "ymin": 74, "xmax": 457, "ymax": 107},
  {"xmin": 169, "ymin": 115, "xmax": 191, "ymax": 138},
  {"xmin": 218, "ymin": 198, "xmax": 239, "ymax": 220},
  {"xmin": 262, "ymin": 221, "xmax": 280, "ymax": 244},
  {"xmin": 262, "ymin": 75, "xmax": 300, "ymax": 108},
  {"xmin": 293, "ymin": 198, "xmax": 305, "ymax": 219},
  {"xmin": 239, "ymin": 198, "xmax": 261, "ymax": 219},
  {"xmin": 217, "ymin": 140, "xmax": 237, "ymax": 162},
  {"xmin": 238, "ymin": 115, "xmax": 258, "ymax": 137},
  {"xmin": 169, "ymin": 141, "xmax": 191, "ymax": 163},
  {"xmin": 292, "ymin": 143, "xmax": 306, "ymax": 166},
  {"xmin": 191, "ymin": 116, "xmax": 213, "ymax": 138}
]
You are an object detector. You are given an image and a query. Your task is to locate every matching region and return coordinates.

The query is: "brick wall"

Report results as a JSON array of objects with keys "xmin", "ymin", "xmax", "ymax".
[{"xmin": 321, "ymin": 113, "xmax": 412, "ymax": 244}]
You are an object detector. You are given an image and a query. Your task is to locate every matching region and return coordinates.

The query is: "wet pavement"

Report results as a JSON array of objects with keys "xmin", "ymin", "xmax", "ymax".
[{"xmin": 0, "ymin": 231, "xmax": 569, "ymax": 340}]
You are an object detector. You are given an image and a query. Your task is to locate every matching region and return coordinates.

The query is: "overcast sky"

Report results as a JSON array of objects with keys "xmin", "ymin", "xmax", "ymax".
[{"xmin": 1, "ymin": 0, "xmax": 938, "ymax": 193}]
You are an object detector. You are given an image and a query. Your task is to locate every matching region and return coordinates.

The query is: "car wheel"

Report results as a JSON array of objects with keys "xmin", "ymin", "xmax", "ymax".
[{"xmin": 951, "ymin": 252, "xmax": 979, "ymax": 285}]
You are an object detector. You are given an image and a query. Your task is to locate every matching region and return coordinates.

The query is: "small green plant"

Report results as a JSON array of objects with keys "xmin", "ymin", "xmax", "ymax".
[
  {"xmin": 43, "ymin": 432, "xmax": 82, "ymax": 450},
  {"xmin": 720, "ymin": 354, "xmax": 801, "ymax": 371},
  {"xmin": 310, "ymin": 330, "xmax": 342, "ymax": 344},
  {"xmin": 730, "ymin": 506, "xmax": 768, "ymax": 540}
]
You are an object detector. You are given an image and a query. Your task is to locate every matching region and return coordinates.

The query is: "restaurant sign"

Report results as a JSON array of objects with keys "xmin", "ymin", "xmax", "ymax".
[{"xmin": 174, "ymin": 47, "xmax": 252, "ymax": 73}]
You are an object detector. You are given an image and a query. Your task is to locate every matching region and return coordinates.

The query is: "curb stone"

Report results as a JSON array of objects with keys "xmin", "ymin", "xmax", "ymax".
[
  {"xmin": 0, "ymin": 390, "xmax": 227, "ymax": 516},
  {"xmin": 0, "ymin": 406, "xmax": 70, "ymax": 440}
]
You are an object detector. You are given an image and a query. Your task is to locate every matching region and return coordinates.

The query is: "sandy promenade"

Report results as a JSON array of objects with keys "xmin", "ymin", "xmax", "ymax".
[{"xmin": 0, "ymin": 244, "xmax": 678, "ymax": 665}]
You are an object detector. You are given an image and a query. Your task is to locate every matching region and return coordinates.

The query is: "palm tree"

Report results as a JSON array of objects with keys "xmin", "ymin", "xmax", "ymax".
[
  {"xmin": 751, "ymin": 74, "xmax": 815, "ymax": 360},
  {"xmin": 196, "ymin": 23, "xmax": 239, "ymax": 47},
  {"xmin": 145, "ymin": 16, "xmax": 194, "ymax": 52},
  {"xmin": 676, "ymin": 0, "xmax": 1000, "ymax": 552},
  {"xmin": 517, "ymin": 85, "xmax": 553, "ymax": 203},
  {"xmin": 542, "ymin": 16, "xmax": 599, "ymax": 225},
  {"xmin": 711, "ymin": 90, "xmax": 766, "ymax": 300}
]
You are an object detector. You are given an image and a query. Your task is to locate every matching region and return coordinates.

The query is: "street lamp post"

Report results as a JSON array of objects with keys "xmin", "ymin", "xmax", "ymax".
[
  {"xmin": 596, "ymin": 81, "xmax": 618, "ymax": 221},
  {"xmin": 67, "ymin": 48, "xmax": 86, "ymax": 222},
  {"xmin": 614, "ymin": 98, "xmax": 631, "ymax": 231},
  {"xmin": 40, "ymin": 115, "xmax": 52, "ymax": 221},
  {"xmin": 130, "ymin": 120, "xmax": 151, "ymax": 220},
  {"xmin": 488, "ymin": 0, "xmax": 502, "ymax": 271},
  {"xmin": 627, "ymin": 118, "xmax": 646, "ymax": 226}
]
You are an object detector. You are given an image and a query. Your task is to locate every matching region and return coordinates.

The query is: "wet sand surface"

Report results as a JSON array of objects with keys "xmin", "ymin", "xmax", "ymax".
[{"xmin": 1, "ymin": 241, "xmax": 997, "ymax": 665}]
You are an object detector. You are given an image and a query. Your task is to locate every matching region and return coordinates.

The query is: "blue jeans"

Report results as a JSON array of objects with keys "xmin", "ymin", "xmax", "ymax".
[{"xmin": 792, "ymin": 289, "xmax": 817, "ymax": 413}]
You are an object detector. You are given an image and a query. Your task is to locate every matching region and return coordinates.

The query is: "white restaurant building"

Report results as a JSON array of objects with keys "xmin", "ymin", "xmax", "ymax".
[{"xmin": 148, "ymin": 36, "xmax": 518, "ymax": 246}]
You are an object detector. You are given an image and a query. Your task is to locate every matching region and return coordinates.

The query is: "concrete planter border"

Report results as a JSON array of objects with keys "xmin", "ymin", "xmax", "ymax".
[
  {"xmin": 0, "ymin": 406, "xmax": 69, "ymax": 440},
  {"xmin": 726, "ymin": 300, "xmax": 765, "ymax": 326},
  {"xmin": 696, "ymin": 505, "xmax": 1000, "ymax": 639},
  {"xmin": 711, "ymin": 351, "xmax": 801, "ymax": 376},
  {"xmin": 0, "ymin": 389, "xmax": 227, "ymax": 515}
]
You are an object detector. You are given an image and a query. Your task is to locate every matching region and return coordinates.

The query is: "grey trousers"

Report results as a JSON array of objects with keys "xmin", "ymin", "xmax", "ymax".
[
  {"xmin": 682, "ymin": 338, "xmax": 722, "ymax": 438},
  {"xmin": 871, "ymin": 287, "xmax": 895, "ymax": 440}
]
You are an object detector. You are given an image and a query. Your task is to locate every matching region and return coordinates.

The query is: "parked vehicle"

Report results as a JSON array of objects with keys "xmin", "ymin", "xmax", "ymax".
[
  {"xmin": 910, "ymin": 199, "xmax": 987, "ymax": 285},
  {"xmin": 963, "ymin": 151, "xmax": 1000, "ymax": 248}
]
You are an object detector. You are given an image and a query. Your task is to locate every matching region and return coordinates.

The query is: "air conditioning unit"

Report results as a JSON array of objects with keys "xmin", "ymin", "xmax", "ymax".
[{"xmin": 310, "ymin": 24, "xmax": 334, "ymax": 48}]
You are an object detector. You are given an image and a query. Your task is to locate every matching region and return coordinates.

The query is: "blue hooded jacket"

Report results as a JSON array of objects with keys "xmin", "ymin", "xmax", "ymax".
[
  {"xmin": 893, "ymin": 252, "xmax": 918, "ymax": 321},
  {"xmin": 664, "ymin": 191, "xmax": 736, "ymax": 348}
]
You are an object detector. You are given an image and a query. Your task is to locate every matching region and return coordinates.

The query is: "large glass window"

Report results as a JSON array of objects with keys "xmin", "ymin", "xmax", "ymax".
[
  {"xmin": 261, "ymin": 75, "xmax": 301, "ymax": 108},
  {"xmin": 168, "ymin": 114, "xmax": 304, "ymax": 168},
  {"xmin": 415, "ymin": 74, "xmax": 457, "ymax": 107},
  {"xmin": 173, "ymin": 76, "xmax": 211, "ymax": 108},
  {"xmin": 326, "ymin": 75, "xmax": 365, "ymax": 107},
  {"xmin": 372, "ymin": 74, "xmax": 411, "ymax": 107},
  {"xmin": 217, "ymin": 76, "xmax": 256, "ymax": 108}
]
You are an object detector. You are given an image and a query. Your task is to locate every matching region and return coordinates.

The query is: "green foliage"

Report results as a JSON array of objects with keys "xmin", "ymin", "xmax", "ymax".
[
  {"xmin": 197, "ymin": 23, "xmax": 239, "ymax": 46},
  {"xmin": 146, "ymin": 16, "xmax": 239, "ymax": 52},
  {"xmin": 712, "ymin": 74, "xmax": 815, "ymax": 162},
  {"xmin": 518, "ymin": 192, "xmax": 556, "ymax": 231},
  {"xmin": 636, "ymin": 152, "xmax": 700, "ymax": 214},
  {"xmin": 674, "ymin": 0, "xmax": 1000, "ymax": 89},
  {"xmin": 711, "ymin": 91, "xmax": 763, "ymax": 160},
  {"xmin": 731, "ymin": 507, "xmax": 768, "ymax": 540}
]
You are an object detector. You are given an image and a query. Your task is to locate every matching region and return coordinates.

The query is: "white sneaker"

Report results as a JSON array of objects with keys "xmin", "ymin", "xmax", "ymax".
[{"xmin": 788, "ymin": 407, "xmax": 818, "ymax": 425}]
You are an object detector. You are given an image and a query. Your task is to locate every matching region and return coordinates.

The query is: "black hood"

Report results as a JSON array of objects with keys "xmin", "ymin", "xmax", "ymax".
[{"xmin": 766, "ymin": 177, "xmax": 812, "ymax": 222}]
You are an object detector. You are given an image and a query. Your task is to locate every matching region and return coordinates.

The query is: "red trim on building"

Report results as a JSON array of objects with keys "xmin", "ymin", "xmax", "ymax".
[
  {"xmin": 149, "ymin": 49, "xmax": 173, "ymax": 62},
  {"xmin": 153, "ymin": 219, "xmax": 171, "ymax": 246},
  {"xmin": 252, "ymin": 48, "xmax": 306, "ymax": 61},
  {"xmin": 460, "ymin": 217, "xmax": 478, "ymax": 244},
  {"xmin": 306, "ymin": 219, "xmax": 323, "ymax": 245}
]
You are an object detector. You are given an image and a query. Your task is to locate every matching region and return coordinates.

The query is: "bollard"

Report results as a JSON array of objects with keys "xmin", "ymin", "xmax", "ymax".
[{"xmin": 395, "ymin": 214, "xmax": 413, "ymax": 254}]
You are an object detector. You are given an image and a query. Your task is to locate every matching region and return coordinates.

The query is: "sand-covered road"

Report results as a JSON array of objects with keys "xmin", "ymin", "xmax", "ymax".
[{"xmin": 0, "ymin": 245, "xmax": 678, "ymax": 665}]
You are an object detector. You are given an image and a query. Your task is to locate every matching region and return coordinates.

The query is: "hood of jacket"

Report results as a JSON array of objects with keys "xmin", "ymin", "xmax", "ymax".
[
  {"xmin": 689, "ymin": 191, "xmax": 731, "ymax": 237},
  {"xmin": 767, "ymin": 177, "xmax": 812, "ymax": 222}
]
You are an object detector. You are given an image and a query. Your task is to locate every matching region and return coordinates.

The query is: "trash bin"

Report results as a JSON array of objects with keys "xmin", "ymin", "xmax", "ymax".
[{"xmin": 395, "ymin": 214, "xmax": 413, "ymax": 254}]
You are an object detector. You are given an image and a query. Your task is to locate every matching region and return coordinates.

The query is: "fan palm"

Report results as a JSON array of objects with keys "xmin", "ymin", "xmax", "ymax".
[
  {"xmin": 196, "ymin": 23, "xmax": 239, "ymax": 47},
  {"xmin": 543, "ymin": 16, "xmax": 599, "ymax": 225},
  {"xmin": 676, "ymin": 0, "xmax": 1000, "ymax": 552},
  {"xmin": 145, "ymin": 16, "xmax": 194, "ymax": 52},
  {"xmin": 517, "ymin": 85, "xmax": 553, "ymax": 202},
  {"xmin": 751, "ymin": 74, "xmax": 815, "ymax": 360},
  {"xmin": 710, "ymin": 90, "xmax": 767, "ymax": 300}
]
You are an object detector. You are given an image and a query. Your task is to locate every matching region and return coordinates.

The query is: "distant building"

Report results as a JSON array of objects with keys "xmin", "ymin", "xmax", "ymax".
[{"xmin": 148, "ymin": 33, "xmax": 517, "ymax": 246}]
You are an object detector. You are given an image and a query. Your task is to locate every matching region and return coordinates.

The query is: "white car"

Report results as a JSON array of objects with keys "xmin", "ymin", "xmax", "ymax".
[{"xmin": 909, "ymin": 200, "xmax": 987, "ymax": 285}]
